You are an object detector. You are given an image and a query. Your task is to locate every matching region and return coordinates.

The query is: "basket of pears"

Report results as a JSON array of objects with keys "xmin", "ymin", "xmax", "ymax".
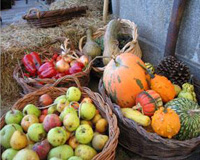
[{"xmin": 0, "ymin": 77, "xmax": 119, "ymax": 160}]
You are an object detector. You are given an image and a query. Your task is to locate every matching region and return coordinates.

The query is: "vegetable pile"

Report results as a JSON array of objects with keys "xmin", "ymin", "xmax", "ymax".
[{"xmin": 1, "ymin": 86, "xmax": 109, "ymax": 160}]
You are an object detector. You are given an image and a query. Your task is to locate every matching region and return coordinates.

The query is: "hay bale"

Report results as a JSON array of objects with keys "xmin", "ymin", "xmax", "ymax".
[{"xmin": 1, "ymin": 0, "xmax": 105, "ymax": 108}]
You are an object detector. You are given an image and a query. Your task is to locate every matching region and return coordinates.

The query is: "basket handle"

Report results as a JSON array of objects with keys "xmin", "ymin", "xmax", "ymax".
[
  {"xmin": 79, "ymin": 36, "xmax": 86, "ymax": 52},
  {"xmin": 27, "ymin": 8, "xmax": 41, "ymax": 18},
  {"xmin": 52, "ymin": 75, "xmax": 83, "ymax": 91}
]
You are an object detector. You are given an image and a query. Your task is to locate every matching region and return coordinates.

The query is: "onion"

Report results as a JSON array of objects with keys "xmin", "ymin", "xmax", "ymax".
[
  {"xmin": 78, "ymin": 55, "xmax": 89, "ymax": 66},
  {"xmin": 63, "ymin": 56, "xmax": 73, "ymax": 63},
  {"xmin": 56, "ymin": 58, "xmax": 70, "ymax": 72},
  {"xmin": 70, "ymin": 60, "xmax": 78, "ymax": 67}
]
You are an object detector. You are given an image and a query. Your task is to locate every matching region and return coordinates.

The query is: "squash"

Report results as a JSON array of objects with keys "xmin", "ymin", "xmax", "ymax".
[
  {"xmin": 145, "ymin": 63, "xmax": 154, "ymax": 74},
  {"xmin": 178, "ymin": 83, "xmax": 197, "ymax": 102},
  {"xmin": 151, "ymin": 107, "xmax": 181, "ymax": 139},
  {"xmin": 165, "ymin": 98, "xmax": 200, "ymax": 140},
  {"xmin": 121, "ymin": 108, "xmax": 151, "ymax": 127},
  {"xmin": 103, "ymin": 53, "xmax": 149, "ymax": 108},
  {"xmin": 133, "ymin": 90, "xmax": 163, "ymax": 116},
  {"xmin": 103, "ymin": 19, "xmax": 121, "ymax": 65}
]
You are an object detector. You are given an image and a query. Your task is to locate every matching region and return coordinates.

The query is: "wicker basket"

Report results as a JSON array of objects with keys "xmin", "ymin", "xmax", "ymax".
[
  {"xmin": 13, "ymin": 38, "xmax": 92, "ymax": 94},
  {"xmin": 98, "ymin": 79, "xmax": 200, "ymax": 160},
  {"xmin": 0, "ymin": 77, "xmax": 119, "ymax": 160},
  {"xmin": 22, "ymin": 6, "xmax": 88, "ymax": 28},
  {"xmin": 79, "ymin": 19, "xmax": 142, "ymax": 77}
]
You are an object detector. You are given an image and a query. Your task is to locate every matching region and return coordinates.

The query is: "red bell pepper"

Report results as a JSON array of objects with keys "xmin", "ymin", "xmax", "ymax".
[
  {"xmin": 22, "ymin": 52, "xmax": 41, "ymax": 76},
  {"xmin": 38, "ymin": 61, "xmax": 57, "ymax": 78}
]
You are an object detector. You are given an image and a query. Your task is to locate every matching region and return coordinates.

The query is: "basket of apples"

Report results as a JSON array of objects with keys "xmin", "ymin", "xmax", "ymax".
[
  {"xmin": 13, "ymin": 38, "xmax": 92, "ymax": 94},
  {"xmin": 0, "ymin": 77, "xmax": 119, "ymax": 160}
]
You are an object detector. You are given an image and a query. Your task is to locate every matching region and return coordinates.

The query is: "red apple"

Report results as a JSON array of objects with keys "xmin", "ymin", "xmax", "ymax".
[
  {"xmin": 39, "ymin": 94, "xmax": 53, "ymax": 106},
  {"xmin": 42, "ymin": 109, "xmax": 48, "ymax": 115},
  {"xmin": 43, "ymin": 114, "xmax": 62, "ymax": 132},
  {"xmin": 39, "ymin": 115, "xmax": 46, "ymax": 123},
  {"xmin": 33, "ymin": 139, "xmax": 51, "ymax": 160}
]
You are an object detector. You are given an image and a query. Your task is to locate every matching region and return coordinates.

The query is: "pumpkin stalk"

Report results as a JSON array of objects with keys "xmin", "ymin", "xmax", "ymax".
[{"xmin": 188, "ymin": 109, "xmax": 200, "ymax": 115}]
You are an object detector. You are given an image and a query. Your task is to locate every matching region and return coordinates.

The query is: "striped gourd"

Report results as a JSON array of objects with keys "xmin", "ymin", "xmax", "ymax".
[{"xmin": 165, "ymin": 98, "xmax": 200, "ymax": 140}]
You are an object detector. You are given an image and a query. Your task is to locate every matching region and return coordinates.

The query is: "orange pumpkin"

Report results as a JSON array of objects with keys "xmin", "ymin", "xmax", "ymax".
[
  {"xmin": 103, "ymin": 53, "xmax": 149, "ymax": 108},
  {"xmin": 151, "ymin": 107, "xmax": 181, "ymax": 139}
]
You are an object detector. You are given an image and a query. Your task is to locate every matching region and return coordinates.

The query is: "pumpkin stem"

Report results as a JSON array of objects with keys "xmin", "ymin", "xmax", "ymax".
[
  {"xmin": 188, "ymin": 109, "xmax": 200, "ymax": 115},
  {"xmin": 132, "ymin": 103, "xmax": 142, "ymax": 110},
  {"xmin": 112, "ymin": 55, "xmax": 120, "ymax": 67},
  {"xmin": 137, "ymin": 62, "xmax": 155, "ymax": 79}
]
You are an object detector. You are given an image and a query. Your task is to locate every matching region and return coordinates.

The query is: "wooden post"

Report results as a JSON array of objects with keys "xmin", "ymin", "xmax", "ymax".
[{"xmin": 103, "ymin": 0, "xmax": 109, "ymax": 24}]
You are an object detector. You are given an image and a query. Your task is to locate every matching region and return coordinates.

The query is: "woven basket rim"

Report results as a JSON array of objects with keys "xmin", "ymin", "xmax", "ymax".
[
  {"xmin": 0, "ymin": 85, "xmax": 119, "ymax": 160},
  {"xmin": 98, "ymin": 79, "xmax": 200, "ymax": 157}
]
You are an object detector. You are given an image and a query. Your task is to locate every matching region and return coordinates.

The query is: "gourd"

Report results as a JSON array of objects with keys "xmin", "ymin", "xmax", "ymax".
[
  {"xmin": 178, "ymin": 83, "xmax": 197, "ymax": 102},
  {"xmin": 121, "ymin": 108, "xmax": 151, "ymax": 127},
  {"xmin": 103, "ymin": 19, "xmax": 121, "ymax": 65},
  {"xmin": 82, "ymin": 29, "xmax": 101, "ymax": 59},
  {"xmin": 151, "ymin": 107, "xmax": 181, "ymax": 139},
  {"xmin": 133, "ymin": 90, "xmax": 163, "ymax": 116},
  {"xmin": 165, "ymin": 98, "xmax": 200, "ymax": 140},
  {"xmin": 103, "ymin": 52, "xmax": 149, "ymax": 108},
  {"xmin": 145, "ymin": 63, "xmax": 154, "ymax": 74}
]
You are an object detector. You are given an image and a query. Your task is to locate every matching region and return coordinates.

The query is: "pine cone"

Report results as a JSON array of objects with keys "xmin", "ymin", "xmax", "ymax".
[{"xmin": 156, "ymin": 56, "xmax": 190, "ymax": 86}]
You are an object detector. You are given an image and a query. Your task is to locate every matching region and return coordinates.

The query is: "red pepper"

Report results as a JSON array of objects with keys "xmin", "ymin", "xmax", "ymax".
[
  {"xmin": 38, "ymin": 61, "xmax": 57, "ymax": 78},
  {"xmin": 52, "ymin": 54, "xmax": 59, "ymax": 61},
  {"xmin": 22, "ymin": 52, "xmax": 41, "ymax": 76}
]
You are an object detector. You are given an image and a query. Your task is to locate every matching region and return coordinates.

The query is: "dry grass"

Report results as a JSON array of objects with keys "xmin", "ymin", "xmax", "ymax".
[{"xmin": 1, "ymin": 0, "xmax": 106, "ymax": 108}]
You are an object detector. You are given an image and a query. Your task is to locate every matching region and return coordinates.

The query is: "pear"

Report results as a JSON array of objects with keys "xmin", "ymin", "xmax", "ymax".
[
  {"xmin": 13, "ymin": 149, "xmax": 39, "ymax": 160},
  {"xmin": 75, "ymin": 145, "xmax": 97, "ymax": 160},
  {"xmin": 10, "ymin": 130, "xmax": 28, "ymax": 150},
  {"xmin": 92, "ymin": 134, "xmax": 108, "ymax": 151}
]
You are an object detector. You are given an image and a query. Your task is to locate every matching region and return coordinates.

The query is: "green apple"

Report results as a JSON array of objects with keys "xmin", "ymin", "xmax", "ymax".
[
  {"xmin": 92, "ymin": 134, "xmax": 108, "ymax": 151},
  {"xmin": 13, "ymin": 149, "xmax": 39, "ymax": 160},
  {"xmin": 2, "ymin": 148, "xmax": 18, "ymax": 160},
  {"xmin": 68, "ymin": 156, "xmax": 83, "ymax": 160},
  {"xmin": 80, "ymin": 102, "xmax": 96, "ymax": 120},
  {"xmin": 63, "ymin": 113, "xmax": 80, "ymax": 132},
  {"xmin": 75, "ymin": 124, "xmax": 93, "ymax": 144},
  {"xmin": 5, "ymin": 109, "xmax": 23, "ymax": 124},
  {"xmin": 54, "ymin": 95, "xmax": 67, "ymax": 103},
  {"xmin": 47, "ymin": 127, "xmax": 67, "ymax": 147},
  {"xmin": 23, "ymin": 104, "xmax": 41, "ymax": 117},
  {"xmin": 49, "ymin": 158, "xmax": 62, "ymax": 160},
  {"xmin": 60, "ymin": 106, "xmax": 77, "ymax": 121},
  {"xmin": 57, "ymin": 99, "xmax": 70, "ymax": 113},
  {"xmin": 66, "ymin": 87, "xmax": 81, "ymax": 102},
  {"xmin": 48, "ymin": 105, "xmax": 57, "ymax": 114},
  {"xmin": 0, "ymin": 124, "xmax": 23, "ymax": 148},
  {"xmin": 27, "ymin": 123, "xmax": 46, "ymax": 142},
  {"xmin": 75, "ymin": 145, "xmax": 97, "ymax": 160},
  {"xmin": 48, "ymin": 145, "xmax": 74, "ymax": 160}
]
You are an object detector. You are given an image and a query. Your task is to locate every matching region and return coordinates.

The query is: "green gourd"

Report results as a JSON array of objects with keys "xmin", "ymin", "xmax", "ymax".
[
  {"xmin": 165, "ymin": 98, "xmax": 200, "ymax": 140},
  {"xmin": 82, "ymin": 29, "xmax": 101, "ymax": 59},
  {"xmin": 103, "ymin": 19, "xmax": 121, "ymax": 65}
]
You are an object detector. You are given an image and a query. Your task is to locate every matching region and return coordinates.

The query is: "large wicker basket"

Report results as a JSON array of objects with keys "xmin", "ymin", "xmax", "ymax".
[
  {"xmin": 0, "ymin": 77, "xmax": 119, "ymax": 160},
  {"xmin": 13, "ymin": 38, "xmax": 92, "ymax": 94},
  {"xmin": 22, "ymin": 6, "xmax": 88, "ymax": 28},
  {"xmin": 79, "ymin": 19, "xmax": 142, "ymax": 77},
  {"xmin": 99, "ymin": 79, "xmax": 200, "ymax": 160}
]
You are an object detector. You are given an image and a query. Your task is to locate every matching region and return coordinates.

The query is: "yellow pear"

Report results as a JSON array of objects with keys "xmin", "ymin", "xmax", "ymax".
[
  {"xmin": 10, "ymin": 130, "xmax": 28, "ymax": 150},
  {"xmin": 92, "ymin": 134, "xmax": 108, "ymax": 151},
  {"xmin": 92, "ymin": 114, "xmax": 102, "ymax": 124}
]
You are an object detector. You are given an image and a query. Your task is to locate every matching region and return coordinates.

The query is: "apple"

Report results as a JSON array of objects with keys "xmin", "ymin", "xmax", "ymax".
[
  {"xmin": 60, "ymin": 106, "xmax": 77, "ymax": 121},
  {"xmin": 48, "ymin": 105, "xmax": 59, "ymax": 115},
  {"xmin": 68, "ymin": 136, "xmax": 79, "ymax": 149},
  {"xmin": 81, "ymin": 97, "xmax": 92, "ymax": 104},
  {"xmin": 43, "ymin": 114, "xmax": 62, "ymax": 132},
  {"xmin": 48, "ymin": 145, "xmax": 74, "ymax": 160},
  {"xmin": 39, "ymin": 114, "xmax": 47, "ymax": 123},
  {"xmin": 57, "ymin": 98, "xmax": 70, "ymax": 112},
  {"xmin": 80, "ymin": 102, "xmax": 96, "ymax": 120},
  {"xmin": 28, "ymin": 123, "xmax": 46, "ymax": 142},
  {"xmin": 69, "ymin": 101, "xmax": 80, "ymax": 110},
  {"xmin": 54, "ymin": 95, "xmax": 67, "ymax": 103},
  {"xmin": 21, "ymin": 115, "xmax": 39, "ymax": 132},
  {"xmin": 80, "ymin": 120, "xmax": 93, "ymax": 127},
  {"xmin": 92, "ymin": 114, "xmax": 102, "ymax": 124},
  {"xmin": 5, "ymin": 109, "xmax": 23, "ymax": 125},
  {"xmin": 75, "ymin": 124, "xmax": 93, "ymax": 144},
  {"xmin": 13, "ymin": 149, "xmax": 39, "ymax": 160},
  {"xmin": 42, "ymin": 109, "xmax": 48, "ymax": 115},
  {"xmin": 2, "ymin": 148, "xmax": 18, "ymax": 160},
  {"xmin": 49, "ymin": 158, "xmax": 62, "ymax": 160},
  {"xmin": 75, "ymin": 145, "xmax": 97, "ymax": 160},
  {"xmin": 10, "ymin": 130, "xmax": 28, "ymax": 150},
  {"xmin": 66, "ymin": 87, "xmax": 81, "ymax": 102},
  {"xmin": 92, "ymin": 134, "xmax": 108, "ymax": 151},
  {"xmin": 47, "ymin": 127, "xmax": 67, "ymax": 147},
  {"xmin": 26, "ymin": 133, "xmax": 34, "ymax": 144},
  {"xmin": 39, "ymin": 94, "xmax": 53, "ymax": 106},
  {"xmin": 0, "ymin": 124, "xmax": 23, "ymax": 148},
  {"xmin": 63, "ymin": 113, "xmax": 80, "ymax": 132},
  {"xmin": 68, "ymin": 156, "xmax": 83, "ymax": 160},
  {"xmin": 23, "ymin": 104, "xmax": 41, "ymax": 117},
  {"xmin": 95, "ymin": 118, "xmax": 108, "ymax": 133},
  {"xmin": 33, "ymin": 139, "xmax": 51, "ymax": 160}
]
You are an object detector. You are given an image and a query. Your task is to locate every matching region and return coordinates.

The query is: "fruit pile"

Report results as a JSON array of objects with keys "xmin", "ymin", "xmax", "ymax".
[
  {"xmin": 22, "ymin": 39, "xmax": 89, "ymax": 79},
  {"xmin": 1, "ymin": 87, "xmax": 109, "ymax": 160},
  {"xmin": 103, "ymin": 52, "xmax": 200, "ymax": 140}
]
